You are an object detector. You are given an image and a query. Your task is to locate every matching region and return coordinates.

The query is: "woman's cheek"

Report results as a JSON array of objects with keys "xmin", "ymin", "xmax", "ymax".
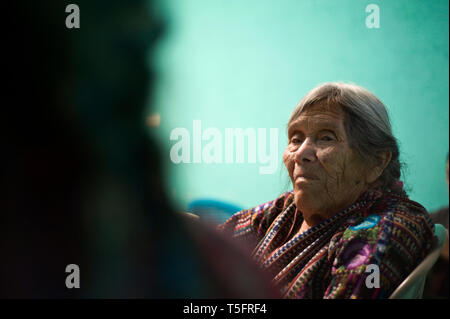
[
  {"xmin": 317, "ymin": 148, "xmax": 334, "ymax": 169},
  {"xmin": 283, "ymin": 149, "xmax": 295, "ymax": 178},
  {"xmin": 317, "ymin": 147, "xmax": 343, "ymax": 180}
]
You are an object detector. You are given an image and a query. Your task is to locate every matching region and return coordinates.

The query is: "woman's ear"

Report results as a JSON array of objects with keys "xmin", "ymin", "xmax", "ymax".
[{"xmin": 366, "ymin": 151, "xmax": 392, "ymax": 184}]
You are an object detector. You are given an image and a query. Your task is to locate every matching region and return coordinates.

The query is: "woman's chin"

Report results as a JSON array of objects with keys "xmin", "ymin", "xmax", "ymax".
[
  {"xmin": 294, "ymin": 180, "xmax": 317, "ymax": 194},
  {"xmin": 294, "ymin": 189, "xmax": 318, "ymax": 208}
]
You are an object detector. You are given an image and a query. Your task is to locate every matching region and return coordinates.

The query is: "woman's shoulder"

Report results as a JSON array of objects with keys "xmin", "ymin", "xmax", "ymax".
[
  {"xmin": 334, "ymin": 191, "xmax": 435, "ymax": 263},
  {"xmin": 377, "ymin": 192, "xmax": 435, "ymax": 238},
  {"xmin": 352, "ymin": 189, "xmax": 432, "ymax": 229},
  {"xmin": 345, "ymin": 191, "xmax": 436, "ymax": 262},
  {"xmin": 328, "ymin": 192, "xmax": 436, "ymax": 297}
]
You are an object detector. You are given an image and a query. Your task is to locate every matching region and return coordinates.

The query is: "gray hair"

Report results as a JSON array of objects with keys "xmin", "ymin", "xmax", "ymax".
[{"xmin": 288, "ymin": 82, "xmax": 403, "ymax": 193}]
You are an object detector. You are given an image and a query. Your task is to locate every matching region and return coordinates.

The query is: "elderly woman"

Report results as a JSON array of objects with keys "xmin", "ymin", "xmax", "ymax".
[{"xmin": 218, "ymin": 82, "xmax": 435, "ymax": 298}]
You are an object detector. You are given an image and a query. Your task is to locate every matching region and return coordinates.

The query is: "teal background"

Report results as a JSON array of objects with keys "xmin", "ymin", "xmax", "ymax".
[{"xmin": 150, "ymin": 0, "xmax": 449, "ymax": 216}]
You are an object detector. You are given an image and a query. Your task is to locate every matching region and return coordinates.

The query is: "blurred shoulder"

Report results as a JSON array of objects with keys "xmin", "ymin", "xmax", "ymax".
[
  {"xmin": 182, "ymin": 215, "xmax": 279, "ymax": 298},
  {"xmin": 217, "ymin": 191, "xmax": 294, "ymax": 241}
]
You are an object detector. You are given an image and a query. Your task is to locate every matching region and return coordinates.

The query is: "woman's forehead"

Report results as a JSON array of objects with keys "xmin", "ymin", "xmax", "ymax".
[
  {"xmin": 288, "ymin": 102, "xmax": 346, "ymax": 131},
  {"xmin": 301, "ymin": 100, "xmax": 344, "ymax": 116}
]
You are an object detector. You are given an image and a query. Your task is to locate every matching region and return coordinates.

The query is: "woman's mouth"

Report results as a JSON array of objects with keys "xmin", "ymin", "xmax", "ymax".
[{"xmin": 294, "ymin": 172, "xmax": 318, "ymax": 183}]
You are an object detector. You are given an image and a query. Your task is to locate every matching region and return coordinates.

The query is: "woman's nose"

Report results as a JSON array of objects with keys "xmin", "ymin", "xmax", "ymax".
[{"xmin": 294, "ymin": 138, "xmax": 316, "ymax": 163}]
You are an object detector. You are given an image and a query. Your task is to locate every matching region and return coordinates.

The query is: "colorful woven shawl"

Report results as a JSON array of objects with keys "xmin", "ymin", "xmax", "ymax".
[{"xmin": 218, "ymin": 187, "xmax": 435, "ymax": 298}]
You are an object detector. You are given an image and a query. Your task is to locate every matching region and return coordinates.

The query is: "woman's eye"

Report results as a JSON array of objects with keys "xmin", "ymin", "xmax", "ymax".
[
  {"xmin": 291, "ymin": 137, "xmax": 302, "ymax": 144},
  {"xmin": 319, "ymin": 134, "xmax": 335, "ymax": 142}
]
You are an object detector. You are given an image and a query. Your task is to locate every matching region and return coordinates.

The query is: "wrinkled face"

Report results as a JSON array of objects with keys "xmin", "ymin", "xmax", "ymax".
[{"xmin": 284, "ymin": 102, "xmax": 371, "ymax": 223}]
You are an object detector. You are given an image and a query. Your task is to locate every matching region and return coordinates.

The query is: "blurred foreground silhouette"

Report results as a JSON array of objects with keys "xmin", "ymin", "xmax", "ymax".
[{"xmin": 1, "ymin": 0, "xmax": 276, "ymax": 298}]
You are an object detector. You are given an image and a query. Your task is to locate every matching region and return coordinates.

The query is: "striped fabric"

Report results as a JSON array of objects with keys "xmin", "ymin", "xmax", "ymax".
[{"xmin": 218, "ymin": 187, "xmax": 435, "ymax": 298}]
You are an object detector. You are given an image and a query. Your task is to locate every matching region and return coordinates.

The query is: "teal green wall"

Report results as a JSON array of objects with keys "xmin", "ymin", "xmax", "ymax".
[{"xmin": 151, "ymin": 0, "xmax": 449, "ymax": 214}]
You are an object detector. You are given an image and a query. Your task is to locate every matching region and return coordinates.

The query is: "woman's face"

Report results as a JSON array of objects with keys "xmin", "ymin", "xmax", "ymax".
[{"xmin": 283, "ymin": 102, "xmax": 371, "ymax": 223}]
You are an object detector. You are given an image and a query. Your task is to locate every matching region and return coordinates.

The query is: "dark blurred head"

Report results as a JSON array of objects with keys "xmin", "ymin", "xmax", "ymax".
[
  {"xmin": 8, "ymin": 0, "xmax": 164, "ymax": 167},
  {"xmin": 2, "ymin": 0, "xmax": 167, "ymax": 297}
]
